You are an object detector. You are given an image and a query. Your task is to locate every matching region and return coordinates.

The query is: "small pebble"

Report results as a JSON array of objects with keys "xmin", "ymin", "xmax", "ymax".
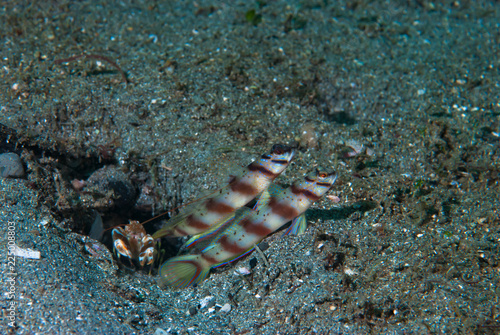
[
  {"xmin": 0, "ymin": 152, "xmax": 25, "ymax": 178},
  {"xmin": 154, "ymin": 328, "xmax": 169, "ymax": 335},
  {"xmin": 249, "ymin": 257, "xmax": 258, "ymax": 269},
  {"xmin": 188, "ymin": 306, "xmax": 197, "ymax": 316},
  {"xmin": 257, "ymin": 241, "xmax": 269, "ymax": 251},
  {"xmin": 84, "ymin": 166, "xmax": 136, "ymax": 210}
]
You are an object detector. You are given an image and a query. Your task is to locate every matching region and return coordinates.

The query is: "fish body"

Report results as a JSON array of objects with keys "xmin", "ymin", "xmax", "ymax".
[
  {"xmin": 112, "ymin": 221, "xmax": 155, "ymax": 269},
  {"xmin": 152, "ymin": 144, "xmax": 295, "ymax": 239},
  {"xmin": 158, "ymin": 169, "xmax": 338, "ymax": 288}
]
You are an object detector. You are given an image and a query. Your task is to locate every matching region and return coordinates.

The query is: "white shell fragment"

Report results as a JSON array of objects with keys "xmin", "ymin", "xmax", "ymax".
[
  {"xmin": 220, "ymin": 303, "xmax": 231, "ymax": 313},
  {"xmin": 199, "ymin": 296, "xmax": 214, "ymax": 309},
  {"xmin": 11, "ymin": 245, "xmax": 41, "ymax": 259},
  {"xmin": 235, "ymin": 266, "xmax": 251, "ymax": 275}
]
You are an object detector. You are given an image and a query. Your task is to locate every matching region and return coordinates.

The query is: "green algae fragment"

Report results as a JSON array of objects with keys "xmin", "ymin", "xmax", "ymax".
[{"xmin": 245, "ymin": 9, "xmax": 262, "ymax": 25}]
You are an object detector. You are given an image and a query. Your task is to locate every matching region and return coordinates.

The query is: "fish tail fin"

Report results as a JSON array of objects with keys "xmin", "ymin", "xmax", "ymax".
[{"xmin": 158, "ymin": 255, "xmax": 210, "ymax": 288}]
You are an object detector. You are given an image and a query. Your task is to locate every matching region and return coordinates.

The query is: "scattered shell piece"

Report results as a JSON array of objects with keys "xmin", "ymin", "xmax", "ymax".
[
  {"xmin": 235, "ymin": 266, "xmax": 251, "ymax": 275},
  {"xmin": 39, "ymin": 218, "xmax": 50, "ymax": 226},
  {"xmin": 200, "ymin": 296, "xmax": 214, "ymax": 309},
  {"xmin": 344, "ymin": 139, "xmax": 364, "ymax": 157},
  {"xmin": 0, "ymin": 153, "xmax": 25, "ymax": 178},
  {"xmin": 344, "ymin": 267, "xmax": 359, "ymax": 276},
  {"xmin": 220, "ymin": 303, "xmax": 231, "ymax": 313},
  {"xmin": 88, "ymin": 213, "xmax": 104, "ymax": 241},
  {"xmin": 71, "ymin": 179, "xmax": 86, "ymax": 191},
  {"xmin": 326, "ymin": 195, "xmax": 341, "ymax": 203},
  {"xmin": 11, "ymin": 245, "xmax": 41, "ymax": 259}
]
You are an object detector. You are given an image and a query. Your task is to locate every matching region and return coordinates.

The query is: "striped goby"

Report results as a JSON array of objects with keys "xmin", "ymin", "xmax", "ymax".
[
  {"xmin": 152, "ymin": 144, "xmax": 295, "ymax": 239},
  {"xmin": 158, "ymin": 169, "xmax": 338, "ymax": 288}
]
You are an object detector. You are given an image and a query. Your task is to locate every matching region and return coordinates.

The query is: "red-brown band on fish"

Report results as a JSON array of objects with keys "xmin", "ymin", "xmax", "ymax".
[
  {"xmin": 247, "ymin": 163, "xmax": 278, "ymax": 178},
  {"xmin": 229, "ymin": 179, "xmax": 259, "ymax": 195},
  {"xmin": 201, "ymin": 253, "xmax": 219, "ymax": 265},
  {"xmin": 268, "ymin": 197, "xmax": 300, "ymax": 221},
  {"xmin": 219, "ymin": 235, "xmax": 248, "ymax": 254},
  {"xmin": 205, "ymin": 198, "xmax": 235, "ymax": 214},
  {"xmin": 243, "ymin": 218, "xmax": 274, "ymax": 236},
  {"xmin": 186, "ymin": 214, "xmax": 211, "ymax": 230},
  {"xmin": 290, "ymin": 184, "xmax": 322, "ymax": 201}
]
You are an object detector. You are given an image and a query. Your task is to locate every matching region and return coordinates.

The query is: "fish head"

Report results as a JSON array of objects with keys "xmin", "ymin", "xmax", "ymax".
[
  {"xmin": 303, "ymin": 168, "xmax": 338, "ymax": 196},
  {"xmin": 257, "ymin": 144, "xmax": 295, "ymax": 175}
]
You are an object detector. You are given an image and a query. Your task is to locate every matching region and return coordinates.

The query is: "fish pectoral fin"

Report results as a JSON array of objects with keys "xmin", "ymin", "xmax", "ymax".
[
  {"xmin": 283, "ymin": 214, "xmax": 307, "ymax": 236},
  {"xmin": 182, "ymin": 211, "xmax": 237, "ymax": 251},
  {"xmin": 195, "ymin": 207, "xmax": 254, "ymax": 254}
]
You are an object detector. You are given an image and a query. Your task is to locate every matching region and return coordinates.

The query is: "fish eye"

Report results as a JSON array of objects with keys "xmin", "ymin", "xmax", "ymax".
[{"xmin": 319, "ymin": 172, "xmax": 328, "ymax": 178}]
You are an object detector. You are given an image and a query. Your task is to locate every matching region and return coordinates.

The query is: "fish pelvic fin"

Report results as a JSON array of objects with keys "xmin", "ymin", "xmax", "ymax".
[
  {"xmin": 158, "ymin": 255, "xmax": 210, "ymax": 288},
  {"xmin": 283, "ymin": 214, "xmax": 308, "ymax": 235}
]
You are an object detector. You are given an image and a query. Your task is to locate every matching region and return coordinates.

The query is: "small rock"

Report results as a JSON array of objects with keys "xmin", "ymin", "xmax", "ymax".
[
  {"xmin": 249, "ymin": 257, "xmax": 258, "ymax": 269},
  {"xmin": 83, "ymin": 166, "xmax": 136, "ymax": 211},
  {"xmin": 154, "ymin": 328, "xmax": 169, "ymax": 335},
  {"xmin": 188, "ymin": 306, "xmax": 197, "ymax": 316},
  {"xmin": 0, "ymin": 152, "xmax": 25, "ymax": 178},
  {"xmin": 257, "ymin": 241, "xmax": 269, "ymax": 252}
]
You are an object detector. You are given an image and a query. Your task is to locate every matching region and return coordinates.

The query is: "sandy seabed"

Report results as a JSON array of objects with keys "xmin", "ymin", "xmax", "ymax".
[{"xmin": 1, "ymin": 1, "xmax": 499, "ymax": 334}]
